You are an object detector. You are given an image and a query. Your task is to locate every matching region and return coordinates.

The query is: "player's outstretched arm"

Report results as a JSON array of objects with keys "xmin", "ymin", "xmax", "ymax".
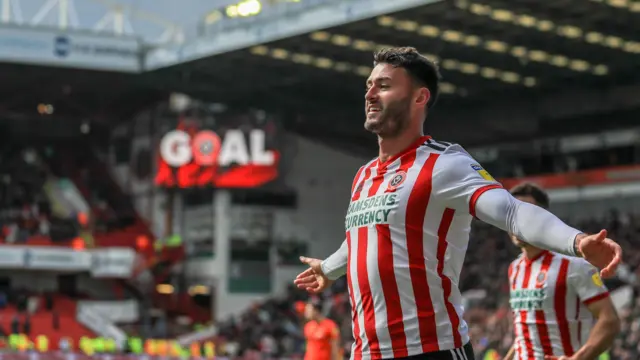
[
  {"xmin": 432, "ymin": 147, "xmax": 621, "ymax": 278},
  {"xmin": 474, "ymin": 190, "xmax": 621, "ymax": 278},
  {"xmin": 293, "ymin": 240, "xmax": 348, "ymax": 293}
]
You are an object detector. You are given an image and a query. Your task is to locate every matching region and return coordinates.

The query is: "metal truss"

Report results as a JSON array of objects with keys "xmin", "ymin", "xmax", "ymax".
[{"xmin": 0, "ymin": 0, "xmax": 184, "ymax": 44}]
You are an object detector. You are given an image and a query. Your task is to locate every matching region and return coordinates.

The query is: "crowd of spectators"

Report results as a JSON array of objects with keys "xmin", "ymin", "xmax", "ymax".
[
  {"xmin": 46, "ymin": 143, "xmax": 135, "ymax": 234},
  {"xmin": 0, "ymin": 143, "xmax": 137, "ymax": 245},
  {"xmin": 0, "ymin": 146, "xmax": 53, "ymax": 244},
  {"xmin": 212, "ymin": 210, "xmax": 640, "ymax": 360}
]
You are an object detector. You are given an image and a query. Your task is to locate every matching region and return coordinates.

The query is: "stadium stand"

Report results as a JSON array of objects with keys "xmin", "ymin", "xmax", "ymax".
[
  {"xmin": 0, "ymin": 140, "xmax": 189, "ymax": 351},
  {"xmin": 0, "ymin": 145, "xmax": 59, "ymax": 245},
  {"xmin": 0, "ymin": 141, "xmax": 141, "ymax": 247},
  {"xmin": 0, "ymin": 292, "xmax": 95, "ymax": 350}
]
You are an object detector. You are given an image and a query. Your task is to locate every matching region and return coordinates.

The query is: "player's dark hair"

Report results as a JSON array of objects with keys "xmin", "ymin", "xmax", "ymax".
[
  {"xmin": 373, "ymin": 47, "xmax": 441, "ymax": 109},
  {"xmin": 509, "ymin": 183, "xmax": 550, "ymax": 209}
]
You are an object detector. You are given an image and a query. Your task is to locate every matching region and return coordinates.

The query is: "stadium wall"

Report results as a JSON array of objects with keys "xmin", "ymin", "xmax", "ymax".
[
  {"xmin": 1, "ymin": 271, "xmax": 116, "ymax": 299},
  {"xmin": 275, "ymin": 135, "xmax": 370, "ymax": 257},
  {"xmin": 268, "ymin": 135, "xmax": 370, "ymax": 296}
]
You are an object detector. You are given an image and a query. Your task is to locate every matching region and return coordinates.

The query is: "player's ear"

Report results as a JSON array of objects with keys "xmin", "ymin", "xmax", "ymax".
[{"xmin": 415, "ymin": 87, "xmax": 430, "ymax": 108}]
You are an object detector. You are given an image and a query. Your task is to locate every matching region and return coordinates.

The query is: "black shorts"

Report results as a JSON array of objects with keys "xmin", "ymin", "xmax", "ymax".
[{"xmin": 391, "ymin": 342, "xmax": 475, "ymax": 360}]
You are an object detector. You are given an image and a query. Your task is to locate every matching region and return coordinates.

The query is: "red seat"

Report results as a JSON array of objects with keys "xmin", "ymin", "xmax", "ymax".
[{"xmin": 0, "ymin": 298, "xmax": 95, "ymax": 349}]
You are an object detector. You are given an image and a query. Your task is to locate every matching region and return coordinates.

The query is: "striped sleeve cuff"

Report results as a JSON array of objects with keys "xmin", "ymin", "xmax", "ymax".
[
  {"xmin": 583, "ymin": 292, "xmax": 610, "ymax": 305},
  {"xmin": 469, "ymin": 184, "xmax": 503, "ymax": 218},
  {"xmin": 321, "ymin": 259, "xmax": 346, "ymax": 281}
]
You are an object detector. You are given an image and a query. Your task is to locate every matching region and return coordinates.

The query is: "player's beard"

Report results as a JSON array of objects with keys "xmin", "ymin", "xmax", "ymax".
[{"xmin": 364, "ymin": 96, "xmax": 411, "ymax": 138}]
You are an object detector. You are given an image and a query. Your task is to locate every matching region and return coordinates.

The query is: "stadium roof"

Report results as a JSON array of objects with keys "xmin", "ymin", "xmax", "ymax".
[
  {"xmin": 0, "ymin": 63, "xmax": 165, "ymax": 122},
  {"xmin": 1, "ymin": 0, "xmax": 639, "ymax": 156},
  {"xmin": 147, "ymin": 0, "xmax": 640, "ymax": 155}
]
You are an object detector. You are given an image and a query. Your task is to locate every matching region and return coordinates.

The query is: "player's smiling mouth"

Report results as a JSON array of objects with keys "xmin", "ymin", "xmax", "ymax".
[{"xmin": 367, "ymin": 105, "xmax": 381, "ymax": 115}]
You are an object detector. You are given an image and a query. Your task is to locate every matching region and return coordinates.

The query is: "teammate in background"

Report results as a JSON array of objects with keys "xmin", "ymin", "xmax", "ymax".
[
  {"xmin": 303, "ymin": 300, "xmax": 341, "ymax": 360},
  {"xmin": 504, "ymin": 183, "xmax": 620, "ymax": 360},
  {"xmin": 294, "ymin": 47, "xmax": 622, "ymax": 360}
]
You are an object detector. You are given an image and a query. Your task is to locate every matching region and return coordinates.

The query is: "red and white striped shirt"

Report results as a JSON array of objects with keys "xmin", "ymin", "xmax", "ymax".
[
  {"xmin": 509, "ymin": 251, "xmax": 610, "ymax": 360},
  {"xmin": 344, "ymin": 136, "xmax": 501, "ymax": 359}
]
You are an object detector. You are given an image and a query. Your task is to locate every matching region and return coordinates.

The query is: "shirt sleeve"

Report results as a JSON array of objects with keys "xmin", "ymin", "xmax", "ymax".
[
  {"xmin": 568, "ymin": 258, "xmax": 610, "ymax": 305},
  {"xmin": 320, "ymin": 163, "xmax": 373, "ymax": 281},
  {"xmin": 474, "ymin": 188, "xmax": 581, "ymax": 257},
  {"xmin": 433, "ymin": 146, "xmax": 582, "ymax": 257},
  {"xmin": 321, "ymin": 239, "xmax": 348, "ymax": 281},
  {"xmin": 431, "ymin": 145, "xmax": 503, "ymax": 214}
]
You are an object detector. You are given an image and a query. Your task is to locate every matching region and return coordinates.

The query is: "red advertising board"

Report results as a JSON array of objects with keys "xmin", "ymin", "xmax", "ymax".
[
  {"xmin": 154, "ymin": 124, "xmax": 279, "ymax": 189},
  {"xmin": 499, "ymin": 164, "xmax": 640, "ymax": 189}
]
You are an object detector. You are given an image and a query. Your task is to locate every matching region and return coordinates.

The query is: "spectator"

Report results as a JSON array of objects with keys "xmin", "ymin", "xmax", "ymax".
[
  {"xmin": 59, "ymin": 337, "xmax": 71, "ymax": 352},
  {"xmin": 0, "ymin": 319, "xmax": 6, "ymax": 337},
  {"xmin": 0, "ymin": 292, "xmax": 7, "ymax": 309},
  {"xmin": 10, "ymin": 315, "xmax": 19, "ymax": 334},
  {"xmin": 16, "ymin": 294, "xmax": 26, "ymax": 313},
  {"xmin": 22, "ymin": 315, "xmax": 30, "ymax": 335},
  {"xmin": 27, "ymin": 295, "xmax": 38, "ymax": 314},
  {"xmin": 45, "ymin": 293, "xmax": 53, "ymax": 311},
  {"xmin": 39, "ymin": 215, "xmax": 50, "ymax": 236}
]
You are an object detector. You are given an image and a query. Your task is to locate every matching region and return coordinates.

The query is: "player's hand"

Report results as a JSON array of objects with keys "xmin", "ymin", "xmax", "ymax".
[
  {"xmin": 576, "ymin": 229, "xmax": 622, "ymax": 279},
  {"xmin": 544, "ymin": 356, "xmax": 572, "ymax": 360},
  {"xmin": 293, "ymin": 256, "xmax": 333, "ymax": 294}
]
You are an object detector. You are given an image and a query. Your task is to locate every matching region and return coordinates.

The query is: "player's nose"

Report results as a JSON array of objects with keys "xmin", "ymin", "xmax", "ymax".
[{"xmin": 365, "ymin": 87, "xmax": 378, "ymax": 101}]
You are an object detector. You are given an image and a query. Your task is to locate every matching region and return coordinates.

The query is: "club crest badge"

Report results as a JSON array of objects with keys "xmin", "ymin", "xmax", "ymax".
[
  {"xmin": 387, "ymin": 171, "xmax": 407, "ymax": 191},
  {"xmin": 536, "ymin": 271, "xmax": 547, "ymax": 285}
]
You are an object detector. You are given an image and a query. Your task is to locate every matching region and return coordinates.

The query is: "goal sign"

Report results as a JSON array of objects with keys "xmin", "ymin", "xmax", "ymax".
[{"xmin": 154, "ymin": 128, "xmax": 279, "ymax": 188}]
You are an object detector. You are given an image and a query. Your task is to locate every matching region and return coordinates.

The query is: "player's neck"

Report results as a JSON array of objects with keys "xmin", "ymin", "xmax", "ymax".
[
  {"xmin": 522, "ymin": 246, "xmax": 544, "ymax": 260},
  {"xmin": 377, "ymin": 130, "xmax": 424, "ymax": 164}
]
